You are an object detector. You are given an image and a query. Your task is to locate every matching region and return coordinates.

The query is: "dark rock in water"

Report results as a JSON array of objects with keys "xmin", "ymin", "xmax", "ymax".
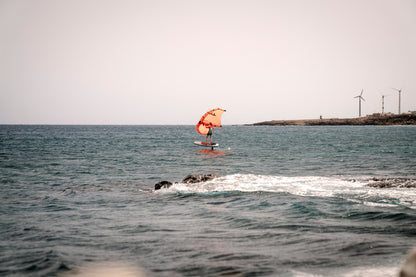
[
  {"xmin": 366, "ymin": 177, "xmax": 416, "ymax": 188},
  {"xmin": 154, "ymin": 174, "xmax": 219, "ymax": 190},
  {"xmin": 154, "ymin": 181, "xmax": 173, "ymax": 190},
  {"xmin": 182, "ymin": 174, "xmax": 219, "ymax": 184}
]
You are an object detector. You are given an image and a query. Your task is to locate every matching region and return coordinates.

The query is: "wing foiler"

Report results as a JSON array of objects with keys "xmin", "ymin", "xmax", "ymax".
[{"xmin": 196, "ymin": 108, "xmax": 226, "ymax": 135}]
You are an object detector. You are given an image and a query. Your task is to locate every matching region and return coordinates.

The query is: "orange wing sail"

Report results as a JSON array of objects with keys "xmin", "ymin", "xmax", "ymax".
[{"xmin": 196, "ymin": 108, "xmax": 226, "ymax": 135}]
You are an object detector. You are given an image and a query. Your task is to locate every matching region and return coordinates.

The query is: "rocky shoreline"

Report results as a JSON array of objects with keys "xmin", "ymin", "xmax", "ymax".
[{"xmin": 249, "ymin": 113, "xmax": 416, "ymax": 126}]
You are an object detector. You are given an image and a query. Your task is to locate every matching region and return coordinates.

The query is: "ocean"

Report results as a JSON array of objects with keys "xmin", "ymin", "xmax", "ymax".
[{"xmin": 1, "ymin": 125, "xmax": 415, "ymax": 277}]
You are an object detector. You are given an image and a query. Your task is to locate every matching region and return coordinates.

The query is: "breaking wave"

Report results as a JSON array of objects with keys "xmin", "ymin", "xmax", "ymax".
[{"xmin": 157, "ymin": 174, "xmax": 416, "ymax": 209}]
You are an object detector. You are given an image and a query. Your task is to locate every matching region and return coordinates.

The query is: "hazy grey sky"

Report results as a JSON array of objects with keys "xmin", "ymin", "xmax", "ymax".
[{"xmin": 1, "ymin": 0, "xmax": 415, "ymax": 124}]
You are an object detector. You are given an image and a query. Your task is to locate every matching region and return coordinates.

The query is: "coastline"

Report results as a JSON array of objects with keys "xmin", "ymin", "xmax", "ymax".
[{"xmin": 248, "ymin": 113, "xmax": 416, "ymax": 126}]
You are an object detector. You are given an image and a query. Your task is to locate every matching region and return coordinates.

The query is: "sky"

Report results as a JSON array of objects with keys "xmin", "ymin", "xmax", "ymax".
[{"xmin": 0, "ymin": 0, "xmax": 415, "ymax": 125}]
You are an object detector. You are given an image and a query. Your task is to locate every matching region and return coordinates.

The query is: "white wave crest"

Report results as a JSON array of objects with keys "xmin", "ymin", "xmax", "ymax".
[{"xmin": 160, "ymin": 174, "xmax": 416, "ymax": 208}]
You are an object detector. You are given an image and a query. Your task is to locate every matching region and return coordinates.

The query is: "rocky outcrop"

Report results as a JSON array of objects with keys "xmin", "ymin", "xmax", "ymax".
[
  {"xmin": 154, "ymin": 181, "xmax": 173, "ymax": 190},
  {"xmin": 154, "ymin": 174, "xmax": 219, "ymax": 190},
  {"xmin": 249, "ymin": 113, "xmax": 416, "ymax": 126},
  {"xmin": 366, "ymin": 177, "xmax": 416, "ymax": 188},
  {"xmin": 182, "ymin": 173, "xmax": 219, "ymax": 184}
]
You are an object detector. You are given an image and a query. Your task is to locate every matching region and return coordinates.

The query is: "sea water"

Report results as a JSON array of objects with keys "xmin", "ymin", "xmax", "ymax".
[{"xmin": 0, "ymin": 125, "xmax": 415, "ymax": 277}]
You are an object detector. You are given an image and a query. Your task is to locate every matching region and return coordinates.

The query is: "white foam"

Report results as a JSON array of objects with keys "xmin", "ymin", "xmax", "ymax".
[{"xmin": 158, "ymin": 174, "xmax": 416, "ymax": 209}]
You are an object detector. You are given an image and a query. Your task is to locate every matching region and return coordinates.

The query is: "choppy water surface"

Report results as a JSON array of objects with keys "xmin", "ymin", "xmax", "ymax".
[{"xmin": 1, "ymin": 125, "xmax": 415, "ymax": 277}]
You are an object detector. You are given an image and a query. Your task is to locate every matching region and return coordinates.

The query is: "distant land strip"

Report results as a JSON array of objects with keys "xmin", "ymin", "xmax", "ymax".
[{"xmin": 248, "ymin": 113, "xmax": 416, "ymax": 126}]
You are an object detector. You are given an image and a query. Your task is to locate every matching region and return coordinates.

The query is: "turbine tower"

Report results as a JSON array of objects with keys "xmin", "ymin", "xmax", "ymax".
[
  {"xmin": 381, "ymin": 94, "xmax": 388, "ymax": 115},
  {"xmin": 391, "ymin": 88, "xmax": 402, "ymax": 114},
  {"xmin": 354, "ymin": 89, "xmax": 365, "ymax": 117}
]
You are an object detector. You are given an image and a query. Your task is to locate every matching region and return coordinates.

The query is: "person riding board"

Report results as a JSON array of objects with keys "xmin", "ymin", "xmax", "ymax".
[{"xmin": 205, "ymin": 123, "xmax": 213, "ymax": 145}]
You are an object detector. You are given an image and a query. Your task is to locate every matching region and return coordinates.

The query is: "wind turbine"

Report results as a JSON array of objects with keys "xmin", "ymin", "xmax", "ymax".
[
  {"xmin": 381, "ymin": 94, "xmax": 389, "ymax": 115},
  {"xmin": 390, "ymin": 88, "xmax": 402, "ymax": 114},
  {"xmin": 354, "ymin": 89, "xmax": 365, "ymax": 117}
]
